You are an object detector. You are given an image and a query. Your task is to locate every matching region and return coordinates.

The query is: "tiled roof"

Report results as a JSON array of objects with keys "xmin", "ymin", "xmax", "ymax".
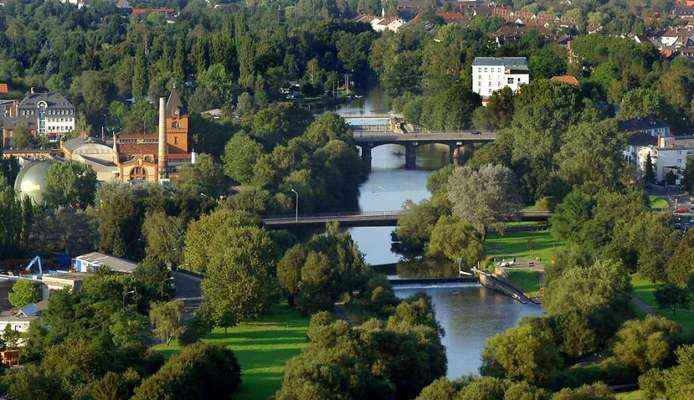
[
  {"xmin": 550, "ymin": 75, "xmax": 580, "ymax": 86},
  {"xmin": 0, "ymin": 83, "xmax": 8, "ymax": 94}
]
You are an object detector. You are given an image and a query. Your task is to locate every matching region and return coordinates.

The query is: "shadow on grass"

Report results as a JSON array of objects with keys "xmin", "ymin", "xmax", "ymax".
[
  {"xmin": 206, "ymin": 329, "xmax": 307, "ymax": 341},
  {"xmin": 233, "ymin": 348, "xmax": 304, "ymax": 371}
]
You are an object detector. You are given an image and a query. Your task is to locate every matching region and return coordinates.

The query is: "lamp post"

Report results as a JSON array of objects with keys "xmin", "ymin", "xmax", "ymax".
[{"xmin": 290, "ymin": 188, "xmax": 299, "ymax": 222}]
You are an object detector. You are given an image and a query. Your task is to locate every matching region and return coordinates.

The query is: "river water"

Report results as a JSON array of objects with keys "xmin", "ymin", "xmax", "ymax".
[{"xmin": 334, "ymin": 91, "xmax": 542, "ymax": 378}]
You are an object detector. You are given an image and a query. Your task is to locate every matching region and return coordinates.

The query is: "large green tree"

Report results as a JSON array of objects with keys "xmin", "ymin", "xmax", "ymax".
[
  {"xmin": 9, "ymin": 280, "xmax": 41, "ymax": 308},
  {"xmin": 222, "ymin": 131, "xmax": 265, "ymax": 184},
  {"xmin": 44, "ymin": 161, "xmax": 97, "ymax": 209}
]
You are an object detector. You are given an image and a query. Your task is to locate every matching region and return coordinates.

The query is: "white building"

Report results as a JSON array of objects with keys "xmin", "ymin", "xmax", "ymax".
[
  {"xmin": 472, "ymin": 57, "xmax": 529, "ymax": 100},
  {"xmin": 17, "ymin": 91, "xmax": 75, "ymax": 142},
  {"xmin": 652, "ymin": 136, "xmax": 694, "ymax": 184}
]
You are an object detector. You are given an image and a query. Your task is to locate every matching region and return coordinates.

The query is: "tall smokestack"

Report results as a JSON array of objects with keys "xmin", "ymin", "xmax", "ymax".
[{"xmin": 157, "ymin": 97, "xmax": 167, "ymax": 179}]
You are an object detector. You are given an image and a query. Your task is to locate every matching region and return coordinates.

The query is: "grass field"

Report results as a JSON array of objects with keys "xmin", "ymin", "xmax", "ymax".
[
  {"xmin": 648, "ymin": 195, "xmax": 669, "ymax": 209},
  {"xmin": 153, "ymin": 303, "xmax": 309, "ymax": 400},
  {"xmin": 506, "ymin": 269, "xmax": 542, "ymax": 297},
  {"xmin": 631, "ymin": 274, "xmax": 694, "ymax": 340},
  {"xmin": 485, "ymin": 229, "xmax": 565, "ymax": 262},
  {"xmin": 617, "ymin": 390, "xmax": 644, "ymax": 400}
]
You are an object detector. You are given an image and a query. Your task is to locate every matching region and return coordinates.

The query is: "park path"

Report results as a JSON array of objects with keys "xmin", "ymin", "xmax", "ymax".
[{"xmin": 632, "ymin": 297, "xmax": 655, "ymax": 315}]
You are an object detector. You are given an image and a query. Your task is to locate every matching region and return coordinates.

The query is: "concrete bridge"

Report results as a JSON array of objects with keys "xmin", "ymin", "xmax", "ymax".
[
  {"xmin": 342, "ymin": 115, "xmax": 496, "ymax": 169},
  {"xmin": 353, "ymin": 130, "xmax": 496, "ymax": 169},
  {"xmin": 262, "ymin": 210, "xmax": 551, "ymax": 229}
]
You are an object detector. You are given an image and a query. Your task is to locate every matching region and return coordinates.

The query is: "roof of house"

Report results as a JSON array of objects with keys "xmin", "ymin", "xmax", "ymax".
[
  {"xmin": 62, "ymin": 136, "xmax": 109, "ymax": 153},
  {"xmin": 618, "ymin": 118, "xmax": 670, "ymax": 132},
  {"xmin": 628, "ymin": 132, "xmax": 658, "ymax": 147},
  {"xmin": 165, "ymin": 86, "xmax": 186, "ymax": 117},
  {"xmin": 18, "ymin": 92, "xmax": 73, "ymax": 110},
  {"xmin": 0, "ymin": 83, "xmax": 9, "ymax": 94},
  {"xmin": 472, "ymin": 57, "xmax": 529, "ymax": 69},
  {"xmin": 17, "ymin": 303, "xmax": 40, "ymax": 317},
  {"xmin": 76, "ymin": 252, "xmax": 137, "ymax": 273},
  {"xmin": 551, "ymin": 75, "xmax": 580, "ymax": 86},
  {"xmin": 436, "ymin": 11, "xmax": 469, "ymax": 24},
  {"xmin": 0, "ymin": 115, "xmax": 36, "ymax": 129}
]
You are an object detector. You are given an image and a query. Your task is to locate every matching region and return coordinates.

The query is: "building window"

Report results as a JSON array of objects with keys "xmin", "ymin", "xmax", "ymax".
[
  {"xmin": 507, "ymin": 78, "xmax": 514, "ymax": 84},
  {"xmin": 484, "ymin": 67, "xmax": 487, "ymax": 72},
  {"xmin": 174, "ymin": 136, "xmax": 178, "ymax": 144}
]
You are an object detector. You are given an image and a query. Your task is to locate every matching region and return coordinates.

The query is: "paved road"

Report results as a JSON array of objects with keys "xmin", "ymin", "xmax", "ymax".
[{"xmin": 172, "ymin": 271, "xmax": 202, "ymax": 321}]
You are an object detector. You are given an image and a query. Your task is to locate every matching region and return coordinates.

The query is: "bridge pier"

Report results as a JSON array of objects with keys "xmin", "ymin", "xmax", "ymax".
[
  {"xmin": 360, "ymin": 144, "xmax": 372, "ymax": 171},
  {"xmin": 448, "ymin": 144, "xmax": 461, "ymax": 166},
  {"xmin": 405, "ymin": 143, "xmax": 417, "ymax": 169}
]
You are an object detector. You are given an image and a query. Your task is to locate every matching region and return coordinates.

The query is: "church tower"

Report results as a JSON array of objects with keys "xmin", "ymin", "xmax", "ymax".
[{"xmin": 165, "ymin": 85, "xmax": 189, "ymax": 154}]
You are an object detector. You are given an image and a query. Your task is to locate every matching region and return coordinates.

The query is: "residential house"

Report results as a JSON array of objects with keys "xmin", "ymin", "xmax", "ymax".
[
  {"xmin": 491, "ymin": 24, "xmax": 551, "ymax": 45},
  {"xmin": 658, "ymin": 26, "xmax": 694, "ymax": 47},
  {"xmin": 671, "ymin": 6, "xmax": 694, "ymax": 21},
  {"xmin": 651, "ymin": 136, "xmax": 694, "ymax": 184},
  {"xmin": 472, "ymin": 57, "xmax": 529, "ymax": 100}
]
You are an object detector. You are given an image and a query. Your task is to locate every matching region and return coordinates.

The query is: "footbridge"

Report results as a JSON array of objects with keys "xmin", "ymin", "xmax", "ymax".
[{"xmin": 262, "ymin": 210, "xmax": 551, "ymax": 229}]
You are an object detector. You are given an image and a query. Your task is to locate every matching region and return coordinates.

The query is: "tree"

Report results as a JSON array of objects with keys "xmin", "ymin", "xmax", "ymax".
[
  {"xmin": 447, "ymin": 164, "xmax": 521, "ymax": 238},
  {"xmin": 555, "ymin": 120, "xmax": 626, "ymax": 194},
  {"xmin": 550, "ymin": 190, "xmax": 595, "ymax": 243},
  {"xmin": 682, "ymin": 157, "xmax": 694, "ymax": 193},
  {"xmin": 551, "ymin": 383, "xmax": 616, "ymax": 400},
  {"xmin": 200, "ymin": 225, "xmax": 277, "ymax": 328},
  {"xmin": 9, "ymin": 279, "xmax": 41, "ymax": 308},
  {"xmin": 183, "ymin": 208, "xmax": 261, "ymax": 274},
  {"xmin": 91, "ymin": 183, "xmax": 140, "ymax": 258},
  {"xmin": 654, "ymin": 284, "xmax": 691, "ymax": 314},
  {"xmin": 12, "ymin": 121, "xmax": 36, "ymax": 149},
  {"xmin": 472, "ymin": 87, "xmax": 515, "ymax": 130},
  {"xmin": 277, "ymin": 244, "xmax": 307, "ymax": 307},
  {"xmin": 44, "ymin": 161, "xmax": 97, "ymax": 209},
  {"xmin": 132, "ymin": 343, "xmax": 241, "ymax": 400},
  {"xmin": 0, "ymin": 175, "xmax": 29, "ymax": 258},
  {"xmin": 149, "ymin": 300, "xmax": 185, "ymax": 345},
  {"xmin": 2, "ymin": 364, "xmax": 69, "ymax": 400},
  {"xmin": 426, "ymin": 216, "xmax": 483, "ymax": 267},
  {"xmin": 222, "ymin": 132, "xmax": 265, "ymax": 184},
  {"xmin": 250, "ymin": 102, "xmax": 312, "ymax": 148},
  {"xmin": 618, "ymin": 87, "xmax": 668, "ymax": 121},
  {"xmin": 544, "ymin": 259, "xmax": 632, "ymax": 341},
  {"xmin": 665, "ymin": 230, "xmax": 694, "ymax": 287},
  {"xmin": 612, "ymin": 316, "xmax": 680, "ymax": 373},
  {"xmin": 644, "ymin": 153, "xmax": 656, "ymax": 184},
  {"xmin": 174, "ymin": 153, "xmax": 225, "ymax": 199},
  {"xmin": 481, "ymin": 322, "xmax": 562, "ymax": 386},
  {"xmin": 639, "ymin": 344, "xmax": 694, "ymax": 400},
  {"xmin": 142, "ymin": 211, "xmax": 184, "ymax": 269}
]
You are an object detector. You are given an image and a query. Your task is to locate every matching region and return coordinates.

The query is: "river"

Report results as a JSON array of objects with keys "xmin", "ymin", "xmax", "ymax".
[{"xmin": 333, "ymin": 90, "xmax": 542, "ymax": 378}]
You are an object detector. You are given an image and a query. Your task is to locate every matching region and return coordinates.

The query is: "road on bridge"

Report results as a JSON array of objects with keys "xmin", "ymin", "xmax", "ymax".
[
  {"xmin": 352, "ymin": 130, "xmax": 496, "ymax": 143},
  {"xmin": 262, "ymin": 210, "xmax": 551, "ymax": 228}
]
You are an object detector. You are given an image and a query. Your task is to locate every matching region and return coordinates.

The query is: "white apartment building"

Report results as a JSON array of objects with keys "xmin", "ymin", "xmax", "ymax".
[
  {"xmin": 472, "ymin": 57, "xmax": 529, "ymax": 99},
  {"xmin": 17, "ymin": 91, "xmax": 75, "ymax": 142}
]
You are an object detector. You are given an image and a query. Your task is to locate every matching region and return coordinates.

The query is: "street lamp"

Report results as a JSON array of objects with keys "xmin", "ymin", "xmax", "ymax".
[{"xmin": 290, "ymin": 188, "xmax": 299, "ymax": 222}]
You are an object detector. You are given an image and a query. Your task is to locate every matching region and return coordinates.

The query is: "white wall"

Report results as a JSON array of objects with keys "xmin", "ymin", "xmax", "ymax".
[{"xmin": 472, "ymin": 65, "xmax": 529, "ymax": 98}]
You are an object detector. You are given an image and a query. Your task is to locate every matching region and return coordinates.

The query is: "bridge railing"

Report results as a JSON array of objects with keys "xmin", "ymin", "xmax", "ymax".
[{"xmin": 263, "ymin": 210, "xmax": 403, "ymax": 220}]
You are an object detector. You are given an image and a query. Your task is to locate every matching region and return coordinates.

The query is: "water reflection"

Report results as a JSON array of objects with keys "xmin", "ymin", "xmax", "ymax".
[{"xmin": 394, "ymin": 284, "xmax": 543, "ymax": 378}]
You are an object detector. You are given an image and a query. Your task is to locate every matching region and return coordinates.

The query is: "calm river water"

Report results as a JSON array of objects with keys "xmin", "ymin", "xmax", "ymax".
[{"xmin": 334, "ymin": 91, "xmax": 542, "ymax": 378}]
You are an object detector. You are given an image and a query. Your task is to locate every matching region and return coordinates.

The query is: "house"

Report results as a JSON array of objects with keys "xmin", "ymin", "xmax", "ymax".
[
  {"xmin": 74, "ymin": 252, "xmax": 137, "ymax": 274},
  {"xmin": 472, "ymin": 57, "xmax": 529, "ymax": 100},
  {"xmin": 651, "ymin": 136, "xmax": 694, "ymax": 184},
  {"xmin": 370, "ymin": 16, "xmax": 406, "ymax": 32},
  {"xmin": 16, "ymin": 90, "xmax": 75, "ymax": 142},
  {"xmin": 435, "ymin": 11, "xmax": 469, "ymax": 25},
  {"xmin": 671, "ymin": 6, "xmax": 694, "ymax": 21},
  {"xmin": 0, "ymin": 83, "xmax": 9, "ymax": 95},
  {"xmin": 619, "ymin": 118, "xmax": 671, "ymax": 138},
  {"xmin": 0, "ymin": 99, "xmax": 16, "ymax": 117},
  {"xmin": 658, "ymin": 26, "xmax": 694, "ymax": 47},
  {"xmin": 491, "ymin": 24, "xmax": 551, "ymax": 45}
]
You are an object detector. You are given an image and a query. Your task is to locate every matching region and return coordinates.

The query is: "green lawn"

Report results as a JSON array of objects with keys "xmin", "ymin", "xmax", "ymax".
[
  {"xmin": 506, "ymin": 269, "xmax": 542, "ymax": 297},
  {"xmin": 617, "ymin": 391, "xmax": 644, "ymax": 400},
  {"xmin": 648, "ymin": 195, "xmax": 669, "ymax": 209},
  {"xmin": 153, "ymin": 303, "xmax": 309, "ymax": 400},
  {"xmin": 631, "ymin": 274, "xmax": 694, "ymax": 340},
  {"xmin": 485, "ymin": 229, "xmax": 565, "ymax": 263}
]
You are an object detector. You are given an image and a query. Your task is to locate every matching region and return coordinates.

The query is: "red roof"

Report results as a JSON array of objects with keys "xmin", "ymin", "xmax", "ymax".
[
  {"xmin": 0, "ymin": 84, "xmax": 9, "ymax": 94},
  {"xmin": 550, "ymin": 75, "xmax": 580, "ymax": 86},
  {"xmin": 131, "ymin": 7, "xmax": 175, "ymax": 16},
  {"xmin": 436, "ymin": 11, "xmax": 469, "ymax": 24}
]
